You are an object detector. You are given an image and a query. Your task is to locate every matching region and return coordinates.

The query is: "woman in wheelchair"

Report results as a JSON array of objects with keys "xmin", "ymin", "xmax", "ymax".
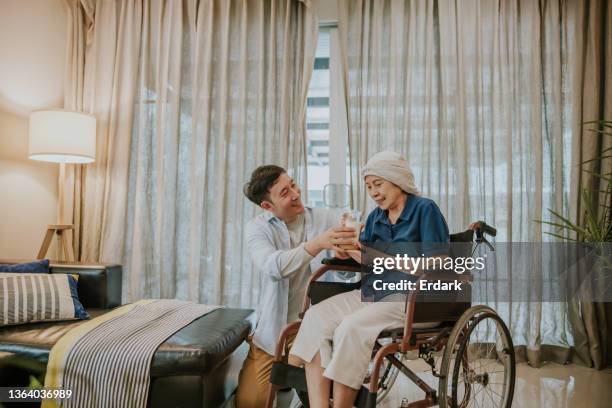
[{"xmin": 289, "ymin": 151, "xmax": 451, "ymax": 408}]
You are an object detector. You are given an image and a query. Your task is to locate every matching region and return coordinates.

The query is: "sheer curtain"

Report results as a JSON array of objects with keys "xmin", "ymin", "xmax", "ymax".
[
  {"xmin": 62, "ymin": 0, "xmax": 318, "ymax": 308},
  {"xmin": 338, "ymin": 0, "xmax": 586, "ymax": 366},
  {"xmin": 123, "ymin": 0, "xmax": 317, "ymax": 306},
  {"xmin": 63, "ymin": 0, "xmax": 143, "ymax": 263}
]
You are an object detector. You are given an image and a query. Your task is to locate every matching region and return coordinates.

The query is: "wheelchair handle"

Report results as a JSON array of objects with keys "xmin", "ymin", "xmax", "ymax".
[
  {"xmin": 473, "ymin": 221, "xmax": 496, "ymax": 252},
  {"xmin": 476, "ymin": 220, "xmax": 497, "ymax": 237}
]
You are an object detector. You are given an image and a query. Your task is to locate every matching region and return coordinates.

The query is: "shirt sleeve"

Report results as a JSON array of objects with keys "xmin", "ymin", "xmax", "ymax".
[
  {"xmin": 277, "ymin": 244, "xmax": 314, "ymax": 278},
  {"xmin": 420, "ymin": 201, "xmax": 450, "ymax": 256},
  {"xmin": 246, "ymin": 220, "xmax": 313, "ymax": 281}
]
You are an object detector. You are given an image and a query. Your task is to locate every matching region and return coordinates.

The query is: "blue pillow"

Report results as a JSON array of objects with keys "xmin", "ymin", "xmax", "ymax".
[
  {"xmin": 66, "ymin": 274, "xmax": 89, "ymax": 319},
  {"xmin": 0, "ymin": 259, "xmax": 50, "ymax": 274}
]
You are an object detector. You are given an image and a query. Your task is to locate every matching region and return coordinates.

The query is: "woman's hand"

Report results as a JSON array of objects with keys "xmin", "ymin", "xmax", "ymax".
[
  {"xmin": 468, "ymin": 221, "xmax": 481, "ymax": 231},
  {"xmin": 346, "ymin": 250, "xmax": 361, "ymax": 263},
  {"xmin": 346, "ymin": 241, "xmax": 362, "ymax": 263}
]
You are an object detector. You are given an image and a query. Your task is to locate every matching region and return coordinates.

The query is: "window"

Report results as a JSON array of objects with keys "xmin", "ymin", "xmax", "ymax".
[{"xmin": 306, "ymin": 25, "xmax": 348, "ymax": 208}]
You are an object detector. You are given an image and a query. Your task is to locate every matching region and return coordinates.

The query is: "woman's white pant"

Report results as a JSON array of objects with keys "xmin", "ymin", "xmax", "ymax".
[{"xmin": 289, "ymin": 290, "xmax": 407, "ymax": 390}]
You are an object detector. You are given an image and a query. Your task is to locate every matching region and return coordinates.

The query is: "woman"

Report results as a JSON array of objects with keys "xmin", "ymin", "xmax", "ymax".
[{"xmin": 289, "ymin": 151, "xmax": 450, "ymax": 408}]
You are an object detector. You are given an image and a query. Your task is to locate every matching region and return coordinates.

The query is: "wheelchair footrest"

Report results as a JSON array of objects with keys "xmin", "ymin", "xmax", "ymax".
[{"xmin": 270, "ymin": 362, "xmax": 308, "ymax": 392}]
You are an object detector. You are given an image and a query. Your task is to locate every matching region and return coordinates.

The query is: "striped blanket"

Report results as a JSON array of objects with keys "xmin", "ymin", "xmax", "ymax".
[{"xmin": 43, "ymin": 299, "xmax": 220, "ymax": 408}]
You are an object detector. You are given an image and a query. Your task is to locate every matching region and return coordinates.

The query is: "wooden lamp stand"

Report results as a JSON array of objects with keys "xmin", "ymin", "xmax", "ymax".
[
  {"xmin": 35, "ymin": 163, "xmax": 75, "ymax": 262},
  {"xmin": 36, "ymin": 224, "xmax": 75, "ymax": 261}
]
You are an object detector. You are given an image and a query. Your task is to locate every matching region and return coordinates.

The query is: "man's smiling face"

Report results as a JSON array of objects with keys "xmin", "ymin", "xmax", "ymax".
[{"xmin": 260, "ymin": 173, "xmax": 305, "ymax": 220}]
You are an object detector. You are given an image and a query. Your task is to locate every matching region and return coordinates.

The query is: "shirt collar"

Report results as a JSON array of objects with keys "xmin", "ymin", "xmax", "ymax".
[{"xmin": 264, "ymin": 205, "xmax": 312, "ymax": 223}]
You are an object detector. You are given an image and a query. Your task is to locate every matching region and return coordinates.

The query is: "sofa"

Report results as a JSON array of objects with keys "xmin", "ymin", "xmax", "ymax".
[{"xmin": 0, "ymin": 261, "xmax": 254, "ymax": 408}]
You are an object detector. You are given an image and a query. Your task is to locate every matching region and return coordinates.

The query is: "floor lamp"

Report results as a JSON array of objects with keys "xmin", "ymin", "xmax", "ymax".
[{"xmin": 28, "ymin": 110, "xmax": 96, "ymax": 262}]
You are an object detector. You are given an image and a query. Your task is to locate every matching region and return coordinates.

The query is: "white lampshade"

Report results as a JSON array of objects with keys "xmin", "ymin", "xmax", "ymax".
[{"xmin": 29, "ymin": 110, "xmax": 96, "ymax": 164}]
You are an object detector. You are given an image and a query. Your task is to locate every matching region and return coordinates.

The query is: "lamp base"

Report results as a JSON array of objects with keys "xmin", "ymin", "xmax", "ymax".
[{"xmin": 37, "ymin": 224, "xmax": 75, "ymax": 261}]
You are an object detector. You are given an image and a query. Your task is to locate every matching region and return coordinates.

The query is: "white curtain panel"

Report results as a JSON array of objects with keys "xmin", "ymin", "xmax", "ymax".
[
  {"xmin": 123, "ymin": 0, "xmax": 317, "ymax": 305},
  {"xmin": 63, "ymin": 0, "xmax": 144, "ymax": 263},
  {"xmin": 338, "ymin": 0, "xmax": 580, "ymax": 364}
]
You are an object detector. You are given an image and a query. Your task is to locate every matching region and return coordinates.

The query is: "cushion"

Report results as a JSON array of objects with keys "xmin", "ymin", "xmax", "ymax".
[
  {"xmin": 0, "ymin": 260, "xmax": 50, "ymax": 274},
  {"xmin": 0, "ymin": 273, "xmax": 89, "ymax": 327}
]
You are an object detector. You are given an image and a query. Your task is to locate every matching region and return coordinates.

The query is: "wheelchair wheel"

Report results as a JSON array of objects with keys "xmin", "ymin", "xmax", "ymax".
[{"xmin": 438, "ymin": 306, "xmax": 515, "ymax": 408}]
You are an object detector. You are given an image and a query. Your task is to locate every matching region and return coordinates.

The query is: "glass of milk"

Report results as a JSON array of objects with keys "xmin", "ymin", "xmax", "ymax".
[{"xmin": 340, "ymin": 210, "xmax": 361, "ymax": 250}]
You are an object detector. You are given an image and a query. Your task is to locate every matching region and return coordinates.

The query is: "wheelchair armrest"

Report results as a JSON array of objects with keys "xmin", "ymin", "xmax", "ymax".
[
  {"xmin": 321, "ymin": 257, "xmax": 361, "ymax": 268},
  {"xmin": 301, "ymin": 259, "xmax": 361, "ymax": 315}
]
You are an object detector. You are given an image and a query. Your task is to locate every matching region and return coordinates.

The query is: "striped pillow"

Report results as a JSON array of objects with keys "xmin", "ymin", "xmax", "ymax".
[{"xmin": 0, "ymin": 273, "xmax": 89, "ymax": 327}]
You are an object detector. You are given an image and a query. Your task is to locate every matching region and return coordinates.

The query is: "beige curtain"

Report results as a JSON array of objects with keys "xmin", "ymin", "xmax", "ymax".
[
  {"xmin": 338, "ymin": 0, "xmax": 593, "ymax": 367},
  {"xmin": 62, "ymin": 0, "xmax": 142, "ymax": 263},
  {"xmin": 568, "ymin": 0, "xmax": 612, "ymax": 369},
  {"xmin": 62, "ymin": 0, "xmax": 317, "ymax": 307},
  {"xmin": 123, "ymin": 0, "xmax": 317, "ymax": 305}
]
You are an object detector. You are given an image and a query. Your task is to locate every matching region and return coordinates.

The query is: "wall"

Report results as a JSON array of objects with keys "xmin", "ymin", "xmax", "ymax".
[{"xmin": 0, "ymin": 0, "xmax": 67, "ymax": 259}]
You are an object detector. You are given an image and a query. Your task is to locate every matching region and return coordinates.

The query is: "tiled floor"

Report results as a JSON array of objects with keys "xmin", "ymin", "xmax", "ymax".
[
  {"xmin": 274, "ymin": 361, "xmax": 612, "ymax": 408},
  {"xmin": 379, "ymin": 360, "xmax": 612, "ymax": 408}
]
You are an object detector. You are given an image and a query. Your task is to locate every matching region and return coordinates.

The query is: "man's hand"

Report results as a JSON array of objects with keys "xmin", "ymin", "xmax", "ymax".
[{"xmin": 304, "ymin": 226, "xmax": 357, "ymax": 257}]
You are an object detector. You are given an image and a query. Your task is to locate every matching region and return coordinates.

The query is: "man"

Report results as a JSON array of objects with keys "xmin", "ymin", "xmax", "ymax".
[{"xmin": 236, "ymin": 165, "xmax": 356, "ymax": 408}]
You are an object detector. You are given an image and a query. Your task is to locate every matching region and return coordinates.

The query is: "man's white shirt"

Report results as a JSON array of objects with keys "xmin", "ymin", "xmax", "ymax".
[{"xmin": 245, "ymin": 206, "xmax": 353, "ymax": 355}]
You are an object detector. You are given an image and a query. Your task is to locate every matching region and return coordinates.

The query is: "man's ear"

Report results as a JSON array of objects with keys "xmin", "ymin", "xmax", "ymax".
[{"xmin": 260, "ymin": 200, "xmax": 273, "ymax": 212}]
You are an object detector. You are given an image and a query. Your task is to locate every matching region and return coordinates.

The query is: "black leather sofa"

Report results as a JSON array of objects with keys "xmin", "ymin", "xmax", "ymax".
[{"xmin": 0, "ymin": 261, "xmax": 254, "ymax": 408}]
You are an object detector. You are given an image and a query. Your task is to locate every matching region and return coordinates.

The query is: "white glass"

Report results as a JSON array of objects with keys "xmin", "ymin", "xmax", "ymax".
[{"xmin": 340, "ymin": 210, "xmax": 361, "ymax": 249}]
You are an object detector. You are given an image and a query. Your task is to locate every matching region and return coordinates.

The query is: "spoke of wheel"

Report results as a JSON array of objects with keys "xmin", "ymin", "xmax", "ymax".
[
  {"xmin": 471, "ymin": 383, "xmax": 487, "ymax": 401},
  {"xmin": 470, "ymin": 385, "xmax": 482, "ymax": 408},
  {"xmin": 480, "ymin": 358, "xmax": 502, "ymax": 372},
  {"xmin": 488, "ymin": 386, "xmax": 504, "ymax": 399},
  {"xmin": 484, "ymin": 386, "xmax": 499, "ymax": 407},
  {"xmin": 480, "ymin": 344, "xmax": 502, "ymax": 369},
  {"xmin": 485, "ymin": 326, "xmax": 493, "ymax": 359},
  {"xmin": 473, "ymin": 385, "xmax": 486, "ymax": 408}
]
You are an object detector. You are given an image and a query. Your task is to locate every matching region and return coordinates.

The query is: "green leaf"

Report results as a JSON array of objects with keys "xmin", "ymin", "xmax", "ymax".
[
  {"xmin": 535, "ymin": 219, "xmax": 575, "ymax": 230},
  {"xmin": 601, "ymin": 146, "xmax": 612, "ymax": 153},
  {"xmin": 543, "ymin": 231, "xmax": 577, "ymax": 241},
  {"xmin": 582, "ymin": 169, "xmax": 612, "ymax": 183},
  {"xmin": 583, "ymin": 120, "xmax": 612, "ymax": 129},
  {"xmin": 580, "ymin": 155, "xmax": 612, "ymax": 165}
]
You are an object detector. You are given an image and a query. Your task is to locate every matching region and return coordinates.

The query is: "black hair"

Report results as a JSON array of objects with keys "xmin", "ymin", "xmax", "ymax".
[{"xmin": 244, "ymin": 165, "xmax": 286, "ymax": 205}]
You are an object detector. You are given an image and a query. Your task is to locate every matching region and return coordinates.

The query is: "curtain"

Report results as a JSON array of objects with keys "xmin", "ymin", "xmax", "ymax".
[
  {"xmin": 63, "ymin": 0, "xmax": 142, "ymax": 263},
  {"xmin": 568, "ymin": 0, "xmax": 612, "ymax": 369},
  {"xmin": 123, "ymin": 0, "xmax": 317, "ymax": 306},
  {"xmin": 63, "ymin": 0, "xmax": 317, "ymax": 307},
  {"xmin": 338, "ymin": 0, "xmax": 599, "ymax": 367}
]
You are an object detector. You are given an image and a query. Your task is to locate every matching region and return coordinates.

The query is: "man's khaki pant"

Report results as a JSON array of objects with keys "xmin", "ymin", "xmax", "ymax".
[{"xmin": 236, "ymin": 335, "xmax": 296, "ymax": 408}]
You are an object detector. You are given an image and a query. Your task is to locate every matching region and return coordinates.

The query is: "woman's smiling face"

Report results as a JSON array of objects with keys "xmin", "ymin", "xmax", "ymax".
[{"xmin": 364, "ymin": 175, "xmax": 405, "ymax": 210}]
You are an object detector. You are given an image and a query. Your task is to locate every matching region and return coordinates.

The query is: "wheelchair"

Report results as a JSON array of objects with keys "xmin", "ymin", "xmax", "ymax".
[{"xmin": 266, "ymin": 224, "xmax": 515, "ymax": 408}]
